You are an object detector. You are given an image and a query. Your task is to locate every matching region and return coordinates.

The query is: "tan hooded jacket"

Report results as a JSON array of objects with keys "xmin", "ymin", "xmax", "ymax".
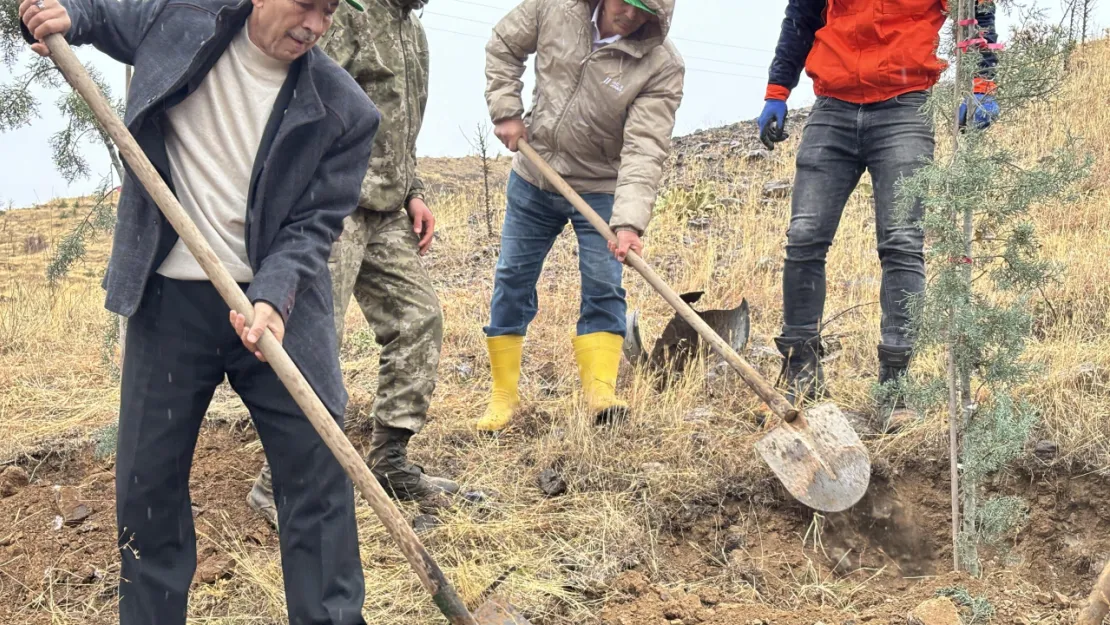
[{"xmin": 485, "ymin": 0, "xmax": 684, "ymax": 234}]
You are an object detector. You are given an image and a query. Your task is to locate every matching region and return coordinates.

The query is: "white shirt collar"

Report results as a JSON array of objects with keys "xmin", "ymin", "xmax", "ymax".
[{"xmin": 592, "ymin": 2, "xmax": 622, "ymax": 50}]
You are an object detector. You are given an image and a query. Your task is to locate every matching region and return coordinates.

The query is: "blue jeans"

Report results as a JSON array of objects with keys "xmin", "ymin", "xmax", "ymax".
[
  {"xmin": 485, "ymin": 171, "xmax": 627, "ymax": 337},
  {"xmin": 782, "ymin": 91, "xmax": 933, "ymax": 348}
]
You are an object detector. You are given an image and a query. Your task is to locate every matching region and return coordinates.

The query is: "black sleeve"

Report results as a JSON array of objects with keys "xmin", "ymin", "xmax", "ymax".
[
  {"xmin": 974, "ymin": 0, "xmax": 999, "ymax": 84},
  {"xmin": 766, "ymin": 0, "xmax": 827, "ymax": 97}
]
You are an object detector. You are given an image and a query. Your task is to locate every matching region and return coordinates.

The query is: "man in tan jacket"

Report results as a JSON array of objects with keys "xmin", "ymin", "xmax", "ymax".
[{"xmin": 478, "ymin": 0, "xmax": 683, "ymax": 432}]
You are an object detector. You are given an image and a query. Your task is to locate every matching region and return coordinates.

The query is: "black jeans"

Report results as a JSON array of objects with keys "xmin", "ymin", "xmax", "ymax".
[
  {"xmin": 115, "ymin": 276, "xmax": 365, "ymax": 625},
  {"xmin": 782, "ymin": 91, "xmax": 933, "ymax": 348}
]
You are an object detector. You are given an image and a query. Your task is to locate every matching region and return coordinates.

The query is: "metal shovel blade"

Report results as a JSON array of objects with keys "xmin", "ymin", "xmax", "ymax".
[
  {"xmin": 754, "ymin": 402, "xmax": 871, "ymax": 512},
  {"xmin": 473, "ymin": 596, "xmax": 534, "ymax": 625}
]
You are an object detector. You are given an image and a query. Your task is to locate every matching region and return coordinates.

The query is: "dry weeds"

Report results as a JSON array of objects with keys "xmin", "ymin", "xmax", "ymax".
[{"xmin": 1, "ymin": 38, "xmax": 1109, "ymax": 625}]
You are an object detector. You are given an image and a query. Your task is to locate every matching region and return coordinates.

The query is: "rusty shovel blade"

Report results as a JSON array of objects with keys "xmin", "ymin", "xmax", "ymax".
[
  {"xmin": 754, "ymin": 402, "xmax": 871, "ymax": 513},
  {"xmin": 473, "ymin": 596, "xmax": 534, "ymax": 625}
]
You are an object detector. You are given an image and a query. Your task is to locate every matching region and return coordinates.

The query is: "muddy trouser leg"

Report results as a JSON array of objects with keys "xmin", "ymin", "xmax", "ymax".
[
  {"xmin": 781, "ymin": 96, "xmax": 867, "ymax": 342},
  {"xmin": 115, "ymin": 276, "xmax": 229, "ymax": 625},
  {"xmin": 254, "ymin": 210, "xmax": 372, "ymax": 494},
  {"xmin": 351, "ymin": 210, "xmax": 442, "ymax": 433},
  {"xmin": 226, "ymin": 315, "xmax": 366, "ymax": 625},
  {"xmin": 861, "ymin": 91, "xmax": 932, "ymax": 349},
  {"xmin": 484, "ymin": 171, "xmax": 568, "ymax": 338},
  {"xmin": 564, "ymin": 191, "xmax": 627, "ymax": 337}
]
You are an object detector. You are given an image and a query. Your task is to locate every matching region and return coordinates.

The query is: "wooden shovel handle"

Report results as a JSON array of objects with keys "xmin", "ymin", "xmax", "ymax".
[
  {"xmin": 516, "ymin": 140, "xmax": 799, "ymax": 423},
  {"xmin": 42, "ymin": 33, "xmax": 480, "ymax": 625}
]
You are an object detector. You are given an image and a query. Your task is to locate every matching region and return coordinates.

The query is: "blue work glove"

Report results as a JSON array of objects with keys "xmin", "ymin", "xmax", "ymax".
[
  {"xmin": 758, "ymin": 99, "xmax": 789, "ymax": 150},
  {"xmin": 958, "ymin": 94, "xmax": 1000, "ymax": 130}
]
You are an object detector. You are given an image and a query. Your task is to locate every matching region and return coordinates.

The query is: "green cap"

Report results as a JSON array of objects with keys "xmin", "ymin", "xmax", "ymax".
[
  {"xmin": 344, "ymin": 0, "xmax": 364, "ymax": 10},
  {"xmin": 623, "ymin": 0, "xmax": 656, "ymax": 14}
]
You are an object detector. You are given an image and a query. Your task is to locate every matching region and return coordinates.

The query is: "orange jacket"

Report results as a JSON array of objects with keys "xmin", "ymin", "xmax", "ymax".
[{"xmin": 766, "ymin": 0, "xmax": 998, "ymax": 104}]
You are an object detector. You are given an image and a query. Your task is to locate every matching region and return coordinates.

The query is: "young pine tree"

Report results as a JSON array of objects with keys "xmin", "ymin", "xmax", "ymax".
[{"xmin": 893, "ymin": 2, "xmax": 1092, "ymax": 574}]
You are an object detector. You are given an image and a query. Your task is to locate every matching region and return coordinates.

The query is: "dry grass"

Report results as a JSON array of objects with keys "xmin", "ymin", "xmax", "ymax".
[{"xmin": 3, "ymin": 38, "xmax": 1110, "ymax": 625}]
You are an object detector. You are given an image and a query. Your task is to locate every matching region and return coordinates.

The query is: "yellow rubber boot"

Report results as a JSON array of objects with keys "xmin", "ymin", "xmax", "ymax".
[
  {"xmin": 476, "ymin": 335, "xmax": 523, "ymax": 432},
  {"xmin": 573, "ymin": 332, "xmax": 629, "ymax": 424}
]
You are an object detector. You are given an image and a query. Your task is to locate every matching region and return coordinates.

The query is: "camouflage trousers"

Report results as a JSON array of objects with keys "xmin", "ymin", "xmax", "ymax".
[{"xmin": 329, "ymin": 207, "xmax": 443, "ymax": 433}]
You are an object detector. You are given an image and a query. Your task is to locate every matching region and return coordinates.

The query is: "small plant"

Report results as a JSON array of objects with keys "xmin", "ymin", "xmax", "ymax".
[
  {"xmin": 465, "ymin": 121, "xmax": 497, "ymax": 238},
  {"xmin": 344, "ymin": 326, "xmax": 378, "ymax": 358},
  {"xmin": 937, "ymin": 586, "xmax": 995, "ymax": 625},
  {"xmin": 660, "ymin": 181, "xmax": 722, "ymax": 221},
  {"xmin": 22, "ymin": 233, "xmax": 47, "ymax": 254},
  {"xmin": 92, "ymin": 423, "xmax": 118, "ymax": 461}
]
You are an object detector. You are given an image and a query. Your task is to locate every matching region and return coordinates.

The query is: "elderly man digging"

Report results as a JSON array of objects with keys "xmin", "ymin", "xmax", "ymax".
[
  {"xmin": 19, "ymin": 0, "xmax": 377, "ymax": 622},
  {"xmin": 478, "ymin": 0, "xmax": 684, "ymax": 432},
  {"xmin": 247, "ymin": 0, "xmax": 459, "ymax": 529},
  {"xmin": 758, "ymin": 0, "xmax": 999, "ymax": 432}
]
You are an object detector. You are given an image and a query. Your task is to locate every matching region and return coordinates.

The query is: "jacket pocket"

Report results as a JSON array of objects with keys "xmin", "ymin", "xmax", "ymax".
[
  {"xmin": 882, "ymin": 0, "xmax": 937, "ymax": 14},
  {"xmin": 828, "ymin": 0, "xmax": 866, "ymax": 16}
]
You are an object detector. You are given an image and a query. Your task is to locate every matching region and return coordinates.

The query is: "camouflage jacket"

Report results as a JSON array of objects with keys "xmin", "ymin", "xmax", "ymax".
[{"xmin": 322, "ymin": 0, "xmax": 428, "ymax": 212}]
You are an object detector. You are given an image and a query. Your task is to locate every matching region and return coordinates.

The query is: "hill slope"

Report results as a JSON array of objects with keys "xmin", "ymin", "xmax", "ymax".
[{"xmin": 1, "ymin": 38, "xmax": 1110, "ymax": 625}]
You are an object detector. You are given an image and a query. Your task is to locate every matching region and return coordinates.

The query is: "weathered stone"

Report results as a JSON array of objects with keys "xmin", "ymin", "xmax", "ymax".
[
  {"xmin": 1034, "ymin": 440, "xmax": 1058, "ymax": 461},
  {"xmin": 412, "ymin": 514, "xmax": 442, "ymax": 534},
  {"xmin": 0, "ymin": 466, "xmax": 30, "ymax": 498},
  {"xmin": 78, "ymin": 563, "xmax": 102, "ymax": 584},
  {"xmin": 744, "ymin": 149, "xmax": 770, "ymax": 162},
  {"xmin": 684, "ymin": 406, "xmax": 714, "ymax": 422},
  {"xmin": 687, "ymin": 216, "xmax": 712, "ymax": 230},
  {"xmin": 762, "ymin": 180, "xmax": 793, "ymax": 199},
  {"xmin": 907, "ymin": 597, "xmax": 960, "ymax": 625},
  {"xmin": 53, "ymin": 486, "xmax": 92, "ymax": 526},
  {"xmin": 537, "ymin": 468, "xmax": 567, "ymax": 497},
  {"xmin": 196, "ymin": 554, "xmax": 234, "ymax": 584}
]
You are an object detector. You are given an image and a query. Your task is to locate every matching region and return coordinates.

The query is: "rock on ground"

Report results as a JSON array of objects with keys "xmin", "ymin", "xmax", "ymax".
[
  {"xmin": 53, "ymin": 485, "xmax": 92, "ymax": 526},
  {"xmin": 0, "ymin": 466, "xmax": 30, "ymax": 498},
  {"xmin": 196, "ymin": 554, "xmax": 234, "ymax": 584},
  {"xmin": 908, "ymin": 597, "xmax": 960, "ymax": 625},
  {"xmin": 537, "ymin": 468, "xmax": 567, "ymax": 497}
]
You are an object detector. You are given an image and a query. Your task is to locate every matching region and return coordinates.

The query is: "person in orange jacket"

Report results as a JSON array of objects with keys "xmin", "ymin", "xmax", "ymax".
[{"xmin": 758, "ymin": 0, "xmax": 1000, "ymax": 432}]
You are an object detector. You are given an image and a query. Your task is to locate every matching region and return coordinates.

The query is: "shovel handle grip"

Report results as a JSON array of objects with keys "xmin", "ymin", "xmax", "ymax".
[
  {"xmin": 42, "ymin": 33, "xmax": 480, "ymax": 625},
  {"xmin": 517, "ymin": 139, "xmax": 799, "ymax": 423}
]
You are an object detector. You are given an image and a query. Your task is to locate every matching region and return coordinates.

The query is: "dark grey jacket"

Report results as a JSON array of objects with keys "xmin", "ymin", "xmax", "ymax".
[{"xmin": 24, "ymin": 0, "xmax": 379, "ymax": 415}]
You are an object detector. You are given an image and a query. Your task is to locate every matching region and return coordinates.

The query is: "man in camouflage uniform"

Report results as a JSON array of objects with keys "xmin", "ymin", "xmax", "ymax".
[{"xmin": 248, "ymin": 0, "xmax": 459, "ymax": 528}]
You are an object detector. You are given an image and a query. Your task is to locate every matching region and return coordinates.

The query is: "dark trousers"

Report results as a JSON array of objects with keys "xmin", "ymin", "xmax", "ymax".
[
  {"xmin": 485, "ymin": 171, "xmax": 627, "ymax": 338},
  {"xmin": 782, "ymin": 91, "xmax": 934, "ymax": 348},
  {"xmin": 115, "ymin": 276, "xmax": 365, "ymax": 625}
]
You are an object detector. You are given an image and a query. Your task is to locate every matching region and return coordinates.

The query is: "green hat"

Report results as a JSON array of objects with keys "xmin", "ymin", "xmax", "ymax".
[
  {"xmin": 623, "ymin": 0, "xmax": 656, "ymax": 15},
  {"xmin": 344, "ymin": 0, "xmax": 364, "ymax": 10}
]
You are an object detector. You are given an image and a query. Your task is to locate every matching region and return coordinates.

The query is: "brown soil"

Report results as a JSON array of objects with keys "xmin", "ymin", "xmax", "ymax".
[
  {"xmin": 2, "ymin": 421, "xmax": 1105, "ymax": 624},
  {"xmin": 597, "ymin": 458, "xmax": 1110, "ymax": 625},
  {"xmin": 0, "ymin": 423, "xmax": 277, "ymax": 624}
]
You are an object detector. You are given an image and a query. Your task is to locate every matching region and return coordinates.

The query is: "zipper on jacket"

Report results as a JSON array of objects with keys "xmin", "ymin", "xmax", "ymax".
[{"xmin": 550, "ymin": 25, "xmax": 608, "ymax": 162}]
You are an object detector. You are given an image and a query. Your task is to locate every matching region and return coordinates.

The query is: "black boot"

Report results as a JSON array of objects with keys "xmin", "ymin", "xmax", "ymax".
[
  {"xmin": 774, "ymin": 336, "xmax": 826, "ymax": 406},
  {"xmin": 366, "ymin": 424, "xmax": 460, "ymax": 503},
  {"xmin": 877, "ymin": 344, "xmax": 918, "ymax": 433}
]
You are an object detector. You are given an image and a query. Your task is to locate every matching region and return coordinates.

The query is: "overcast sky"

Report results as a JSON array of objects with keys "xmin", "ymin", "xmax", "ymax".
[{"xmin": 0, "ymin": 0, "xmax": 1101, "ymax": 207}]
